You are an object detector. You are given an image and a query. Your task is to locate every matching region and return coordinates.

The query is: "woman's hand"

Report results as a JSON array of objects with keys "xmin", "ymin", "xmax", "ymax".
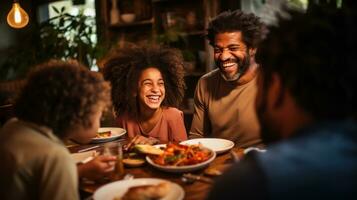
[{"xmin": 77, "ymin": 155, "xmax": 117, "ymax": 181}]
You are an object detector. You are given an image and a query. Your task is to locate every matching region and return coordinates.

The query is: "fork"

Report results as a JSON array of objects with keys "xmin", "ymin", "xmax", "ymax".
[{"xmin": 181, "ymin": 173, "xmax": 213, "ymax": 184}]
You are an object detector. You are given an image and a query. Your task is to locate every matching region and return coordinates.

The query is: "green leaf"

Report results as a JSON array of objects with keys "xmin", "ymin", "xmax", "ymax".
[{"xmin": 52, "ymin": 6, "xmax": 60, "ymax": 14}]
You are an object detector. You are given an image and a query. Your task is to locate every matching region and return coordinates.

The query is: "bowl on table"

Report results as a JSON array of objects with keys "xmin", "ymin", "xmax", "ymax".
[{"xmin": 121, "ymin": 13, "xmax": 136, "ymax": 23}]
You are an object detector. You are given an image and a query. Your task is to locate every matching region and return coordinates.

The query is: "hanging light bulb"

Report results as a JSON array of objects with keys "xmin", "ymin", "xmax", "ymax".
[{"xmin": 7, "ymin": 0, "xmax": 29, "ymax": 29}]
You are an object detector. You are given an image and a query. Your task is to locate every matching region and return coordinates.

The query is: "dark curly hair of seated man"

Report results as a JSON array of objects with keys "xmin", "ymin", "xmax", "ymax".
[{"xmin": 206, "ymin": 9, "xmax": 265, "ymax": 49}]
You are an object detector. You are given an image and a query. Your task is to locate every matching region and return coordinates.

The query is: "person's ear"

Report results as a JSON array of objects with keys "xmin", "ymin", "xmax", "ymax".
[
  {"xmin": 268, "ymin": 73, "xmax": 284, "ymax": 108},
  {"xmin": 249, "ymin": 48, "xmax": 257, "ymax": 56}
]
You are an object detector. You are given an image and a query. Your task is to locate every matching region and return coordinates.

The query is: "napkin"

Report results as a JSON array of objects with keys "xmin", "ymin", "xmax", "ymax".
[{"xmin": 71, "ymin": 150, "xmax": 96, "ymax": 164}]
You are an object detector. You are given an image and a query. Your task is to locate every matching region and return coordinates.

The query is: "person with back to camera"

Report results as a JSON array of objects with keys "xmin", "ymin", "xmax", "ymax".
[
  {"xmin": 189, "ymin": 10, "xmax": 265, "ymax": 148},
  {"xmin": 207, "ymin": 6, "xmax": 357, "ymax": 200},
  {"xmin": 0, "ymin": 60, "xmax": 113, "ymax": 200},
  {"xmin": 103, "ymin": 45, "xmax": 187, "ymax": 148}
]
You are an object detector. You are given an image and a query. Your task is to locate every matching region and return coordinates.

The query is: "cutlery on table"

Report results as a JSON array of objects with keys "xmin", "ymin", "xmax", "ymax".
[
  {"xmin": 78, "ymin": 145, "xmax": 100, "ymax": 153},
  {"xmin": 181, "ymin": 173, "xmax": 213, "ymax": 184}
]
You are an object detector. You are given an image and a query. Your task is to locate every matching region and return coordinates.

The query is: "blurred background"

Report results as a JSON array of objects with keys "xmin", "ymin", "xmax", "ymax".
[{"xmin": 0, "ymin": 0, "xmax": 348, "ymax": 128}]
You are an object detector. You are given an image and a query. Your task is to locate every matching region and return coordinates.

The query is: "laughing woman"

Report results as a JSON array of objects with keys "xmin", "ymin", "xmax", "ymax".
[{"xmin": 103, "ymin": 45, "xmax": 187, "ymax": 146}]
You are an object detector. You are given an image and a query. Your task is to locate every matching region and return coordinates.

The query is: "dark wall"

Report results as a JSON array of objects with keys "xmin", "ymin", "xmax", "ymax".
[
  {"xmin": 0, "ymin": 0, "xmax": 38, "ymax": 80},
  {"xmin": 0, "ymin": 1, "xmax": 37, "ymax": 49}
]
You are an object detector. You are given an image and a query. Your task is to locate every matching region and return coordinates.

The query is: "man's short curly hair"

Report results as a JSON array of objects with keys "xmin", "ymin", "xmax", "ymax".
[
  {"xmin": 207, "ymin": 10, "xmax": 265, "ymax": 48},
  {"xmin": 103, "ymin": 45, "xmax": 186, "ymax": 117},
  {"xmin": 14, "ymin": 60, "xmax": 111, "ymax": 138},
  {"xmin": 256, "ymin": 7, "xmax": 357, "ymax": 119}
]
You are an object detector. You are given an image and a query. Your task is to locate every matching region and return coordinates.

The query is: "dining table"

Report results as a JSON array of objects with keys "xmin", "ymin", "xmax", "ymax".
[{"xmin": 67, "ymin": 138, "xmax": 245, "ymax": 200}]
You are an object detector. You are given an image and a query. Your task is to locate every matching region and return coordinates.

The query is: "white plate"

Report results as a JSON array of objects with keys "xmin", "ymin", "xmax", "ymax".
[
  {"xmin": 146, "ymin": 144, "xmax": 216, "ymax": 173},
  {"xmin": 180, "ymin": 138, "xmax": 234, "ymax": 154},
  {"xmin": 91, "ymin": 127, "xmax": 126, "ymax": 143},
  {"xmin": 93, "ymin": 178, "xmax": 184, "ymax": 200}
]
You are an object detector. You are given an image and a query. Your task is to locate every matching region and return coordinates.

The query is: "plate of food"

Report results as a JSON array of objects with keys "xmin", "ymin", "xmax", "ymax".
[
  {"xmin": 91, "ymin": 127, "xmax": 126, "ymax": 143},
  {"xmin": 146, "ymin": 143, "xmax": 216, "ymax": 173},
  {"xmin": 180, "ymin": 138, "xmax": 234, "ymax": 154},
  {"xmin": 93, "ymin": 178, "xmax": 184, "ymax": 200}
]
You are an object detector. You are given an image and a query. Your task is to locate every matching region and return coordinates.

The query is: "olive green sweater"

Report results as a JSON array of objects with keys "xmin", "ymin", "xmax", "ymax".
[{"xmin": 190, "ymin": 69, "xmax": 262, "ymax": 148}]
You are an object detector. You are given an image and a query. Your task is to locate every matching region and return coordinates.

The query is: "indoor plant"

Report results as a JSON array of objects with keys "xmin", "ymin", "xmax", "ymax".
[{"xmin": 0, "ymin": 6, "xmax": 99, "ymax": 80}]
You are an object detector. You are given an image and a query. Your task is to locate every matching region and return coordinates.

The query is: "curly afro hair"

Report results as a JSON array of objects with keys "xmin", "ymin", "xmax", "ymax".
[
  {"xmin": 207, "ymin": 9, "xmax": 265, "ymax": 48},
  {"xmin": 103, "ymin": 45, "xmax": 186, "ymax": 117},
  {"xmin": 14, "ymin": 60, "xmax": 111, "ymax": 138}
]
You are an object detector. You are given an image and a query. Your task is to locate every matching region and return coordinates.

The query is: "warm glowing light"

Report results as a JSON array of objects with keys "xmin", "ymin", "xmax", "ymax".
[
  {"xmin": 7, "ymin": 2, "xmax": 29, "ymax": 29},
  {"xmin": 14, "ymin": 6, "xmax": 22, "ymax": 23}
]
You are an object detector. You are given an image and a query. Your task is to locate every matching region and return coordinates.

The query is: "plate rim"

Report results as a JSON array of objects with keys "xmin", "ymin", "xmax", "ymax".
[
  {"xmin": 93, "ymin": 178, "xmax": 184, "ymax": 200},
  {"xmin": 180, "ymin": 138, "xmax": 234, "ymax": 154}
]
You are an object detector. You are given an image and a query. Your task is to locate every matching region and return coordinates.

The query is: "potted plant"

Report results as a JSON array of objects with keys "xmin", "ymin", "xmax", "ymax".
[{"xmin": 39, "ymin": 6, "xmax": 98, "ymax": 68}]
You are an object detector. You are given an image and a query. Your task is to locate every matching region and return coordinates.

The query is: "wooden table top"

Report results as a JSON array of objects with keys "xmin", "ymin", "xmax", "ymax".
[{"xmin": 68, "ymin": 139, "xmax": 245, "ymax": 200}]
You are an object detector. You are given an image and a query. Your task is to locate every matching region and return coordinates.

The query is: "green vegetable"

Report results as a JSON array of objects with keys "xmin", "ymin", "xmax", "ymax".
[{"xmin": 135, "ymin": 145, "xmax": 164, "ymax": 155}]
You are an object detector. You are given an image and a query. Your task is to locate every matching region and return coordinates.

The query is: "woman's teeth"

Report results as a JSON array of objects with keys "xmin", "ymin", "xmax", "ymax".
[{"xmin": 147, "ymin": 95, "xmax": 160, "ymax": 103}]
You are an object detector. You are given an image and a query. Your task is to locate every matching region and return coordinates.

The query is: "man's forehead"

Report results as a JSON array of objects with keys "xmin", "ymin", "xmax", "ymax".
[{"xmin": 214, "ymin": 32, "xmax": 245, "ymax": 45}]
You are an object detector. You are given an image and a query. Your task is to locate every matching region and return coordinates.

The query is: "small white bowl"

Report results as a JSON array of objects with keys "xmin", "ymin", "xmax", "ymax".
[{"xmin": 121, "ymin": 13, "xmax": 136, "ymax": 23}]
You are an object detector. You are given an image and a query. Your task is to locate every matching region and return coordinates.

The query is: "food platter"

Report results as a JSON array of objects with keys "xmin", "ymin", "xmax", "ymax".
[
  {"xmin": 90, "ymin": 127, "xmax": 126, "ymax": 143},
  {"xmin": 93, "ymin": 178, "xmax": 184, "ymax": 200},
  {"xmin": 146, "ymin": 144, "xmax": 216, "ymax": 173},
  {"xmin": 180, "ymin": 138, "xmax": 234, "ymax": 154}
]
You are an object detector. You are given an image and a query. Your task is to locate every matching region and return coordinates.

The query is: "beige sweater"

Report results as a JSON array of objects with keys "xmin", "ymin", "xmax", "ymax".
[
  {"xmin": 190, "ymin": 69, "xmax": 262, "ymax": 148},
  {"xmin": 0, "ymin": 119, "xmax": 79, "ymax": 200}
]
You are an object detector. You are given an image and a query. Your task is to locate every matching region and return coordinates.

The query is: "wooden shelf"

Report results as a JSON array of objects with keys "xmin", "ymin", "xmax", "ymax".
[{"xmin": 109, "ymin": 18, "xmax": 153, "ymax": 29}]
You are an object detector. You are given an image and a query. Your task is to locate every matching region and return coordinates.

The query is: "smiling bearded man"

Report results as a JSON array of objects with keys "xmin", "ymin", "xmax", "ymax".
[
  {"xmin": 207, "ymin": 6, "xmax": 357, "ymax": 200},
  {"xmin": 189, "ymin": 10, "xmax": 265, "ymax": 148}
]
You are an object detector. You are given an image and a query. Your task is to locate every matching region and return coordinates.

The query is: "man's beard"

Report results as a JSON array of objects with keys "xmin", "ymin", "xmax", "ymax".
[
  {"xmin": 217, "ymin": 51, "xmax": 250, "ymax": 81},
  {"xmin": 239, "ymin": 52, "xmax": 250, "ymax": 75},
  {"xmin": 256, "ymin": 87, "xmax": 282, "ymax": 145}
]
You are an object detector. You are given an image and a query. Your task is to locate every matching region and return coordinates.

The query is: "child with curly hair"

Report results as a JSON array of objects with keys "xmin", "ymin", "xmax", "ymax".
[
  {"xmin": 0, "ymin": 60, "xmax": 113, "ymax": 200},
  {"xmin": 103, "ymin": 45, "xmax": 187, "ymax": 146}
]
